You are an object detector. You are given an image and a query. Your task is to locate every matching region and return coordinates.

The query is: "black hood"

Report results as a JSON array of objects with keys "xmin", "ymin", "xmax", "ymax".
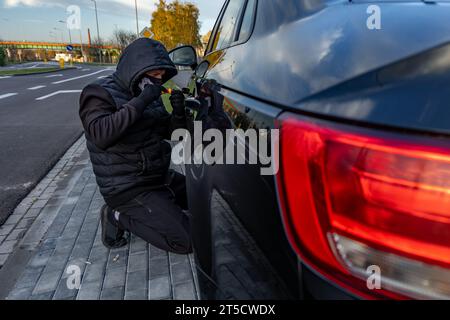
[{"xmin": 113, "ymin": 38, "xmax": 178, "ymax": 96}]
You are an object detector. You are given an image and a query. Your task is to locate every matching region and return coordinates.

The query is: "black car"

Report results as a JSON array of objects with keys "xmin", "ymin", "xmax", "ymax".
[{"xmin": 168, "ymin": 0, "xmax": 450, "ymax": 299}]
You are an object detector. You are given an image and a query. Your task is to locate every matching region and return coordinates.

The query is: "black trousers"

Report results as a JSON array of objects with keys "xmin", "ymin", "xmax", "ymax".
[{"xmin": 114, "ymin": 171, "xmax": 192, "ymax": 254}]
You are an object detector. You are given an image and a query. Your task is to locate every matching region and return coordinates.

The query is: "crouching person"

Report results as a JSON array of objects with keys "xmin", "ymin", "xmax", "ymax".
[{"xmin": 79, "ymin": 38, "xmax": 192, "ymax": 254}]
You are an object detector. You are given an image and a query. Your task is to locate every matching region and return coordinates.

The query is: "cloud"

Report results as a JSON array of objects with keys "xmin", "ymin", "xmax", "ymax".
[
  {"xmin": 0, "ymin": 0, "xmax": 158, "ymax": 22},
  {"xmin": 112, "ymin": 0, "xmax": 156, "ymax": 13},
  {"xmin": 4, "ymin": 0, "xmax": 57, "ymax": 7},
  {"xmin": 3, "ymin": 0, "xmax": 222, "ymax": 19},
  {"xmin": 3, "ymin": 0, "xmax": 157, "ymax": 16},
  {"xmin": 23, "ymin": 18, "xmax": 44, "ymax": 22},
  {"xmin": 4, "ymin": 0, "xmax": 157, "ymax": 10},
  {"xmin": 2, "ymin": 0, "xmax": 223, "ymax": 37}
]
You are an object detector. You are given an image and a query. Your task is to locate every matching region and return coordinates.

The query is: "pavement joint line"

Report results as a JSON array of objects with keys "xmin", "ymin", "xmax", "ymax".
[
  {"xmin": 18, "ymin": 151, "xmax": 85, "ymax": 249},
  {"xmin": 52, "ymin": 173, "xmax": 98, "ymax": 300},
  {"xmin": 36, "ymin": 90, "xmax": 82, "ymax": 101},
  {"xmin": 168, "ymin": 253, "xmax": 175, "ymax": 299},
  {"xmin": 27, "ymin": 85, "xmax": 46, "ymax": 90},
  {"xmin": 52, "ymin": 69, "xmax": 110, "ymax": 84},
  {"xmin": 0, "ymin": 136, "xmax": 87, "ymax": 299},
  {"xmin": 1, "ymin": 133, "xmax": 199, "ymax": 300},
  {"xmin": 0, "ymin": 93, "xmax": 18, "ymax": 99},
  {"xmin": 188, "ymin": 254, "xmax": 201, "ymax": 300}
]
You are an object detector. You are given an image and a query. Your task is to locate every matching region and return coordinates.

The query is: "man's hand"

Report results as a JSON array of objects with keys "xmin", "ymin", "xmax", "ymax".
[
  {"xmin": 169, "ymin": 90, "xmax": 186, "ymax": 117},
  {"xmin": 198, "ymin": 79, "xmax": 219, "ymax": 98},
  {"xmin": 137, "ymin": 84, "xmax": 163, "ymax": 106}
]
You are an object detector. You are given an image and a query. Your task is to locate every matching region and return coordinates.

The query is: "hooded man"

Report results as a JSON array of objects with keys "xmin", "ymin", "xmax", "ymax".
[{"xmin": 79, "ymin": 38, "xmax": 192, "ymax": 254}]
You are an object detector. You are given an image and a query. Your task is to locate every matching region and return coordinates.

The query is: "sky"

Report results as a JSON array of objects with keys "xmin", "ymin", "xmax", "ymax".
[{"xmin": 0, "ymin": 0, "xmax": 224, "ymax": 43}]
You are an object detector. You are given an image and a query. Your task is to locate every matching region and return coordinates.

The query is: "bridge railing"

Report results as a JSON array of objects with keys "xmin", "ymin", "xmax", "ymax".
[{"xmin": 0, "ymin": 41, "xmax": 120, "ymax": 52}]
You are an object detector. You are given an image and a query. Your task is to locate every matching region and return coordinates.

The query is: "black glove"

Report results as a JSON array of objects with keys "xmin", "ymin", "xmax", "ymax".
[
  {"xmin": 138, "ymin": 84, "xmax": 162, "ymax": 104},
  {"xmin": 169, "ymin": 90, "xmax": 186, "ymax": 117},
  {"xmin": 129, "ymin": 84, "xmax": 162, "ymax": 113},
  {"xmin": 199, "ymin": 79, "xmax": 218, "ymax": 98}
]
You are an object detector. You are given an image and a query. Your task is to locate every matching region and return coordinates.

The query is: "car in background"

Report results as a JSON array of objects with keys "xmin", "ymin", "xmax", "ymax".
[{"xmin": 169, "ymin": 0, "xmax": 450, "ymax": 299}]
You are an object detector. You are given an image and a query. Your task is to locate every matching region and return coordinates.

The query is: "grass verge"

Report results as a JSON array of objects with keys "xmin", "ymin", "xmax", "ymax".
[{"xmin": 0, "ymin": 67, "xmax": 61, "ymax": 76}]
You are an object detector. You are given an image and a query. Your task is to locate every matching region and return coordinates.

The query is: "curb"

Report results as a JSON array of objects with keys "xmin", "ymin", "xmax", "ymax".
[
  {"xmin": 0, "ymin": 136, "xmax": 86, "ymax": 299},
  {"xmin": 0, "ymin": 130, "xmax": 84, "ymax": 226}
]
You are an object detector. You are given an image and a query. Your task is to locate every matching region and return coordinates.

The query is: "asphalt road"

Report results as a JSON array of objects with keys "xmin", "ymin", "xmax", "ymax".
[{"xmin": 0, "ymin": 65, "xmax": 115, "ymax": 224}]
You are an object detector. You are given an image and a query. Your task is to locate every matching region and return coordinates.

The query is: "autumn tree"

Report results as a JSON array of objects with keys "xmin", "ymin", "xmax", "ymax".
[
  {"xmin": 201, "ymin": 30, "xmax": 212, "ymax": 48},
  {"xmin": 150, "ymin": 0, "xmax": 202, "ymax": 50}
]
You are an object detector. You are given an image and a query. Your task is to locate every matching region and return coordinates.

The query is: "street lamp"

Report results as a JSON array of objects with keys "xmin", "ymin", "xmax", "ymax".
[
  {"xmin": 134, "ymin": 0, "xmax": 139, "ymax": 37},
  {"xmin": 49, "ymin": 31, "xmax": 57, "ymax": 42},
  {"xmin": 91, "ymin": 0, "xmax": 102, "ymax": 63},
  {"xmin": 58, "ymin": 20, "xmax": 72, "ymax": 44},
  {"xmin": 77, "ymin": 29, "xmax": 85, "ymax": 62},
  {"xmin": 53, "ymin": 27, "xmax": 64, "ymax": 43}
]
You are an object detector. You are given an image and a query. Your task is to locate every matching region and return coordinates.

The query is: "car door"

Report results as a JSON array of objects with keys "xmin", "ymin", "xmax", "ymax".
[{"xmin": 186, "ymin": 0, "xmax": 299, "ymax": 299}]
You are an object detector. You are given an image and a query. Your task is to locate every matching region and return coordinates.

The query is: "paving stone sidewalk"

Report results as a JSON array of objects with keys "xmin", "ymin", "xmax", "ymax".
[{"xmin": 0, "ymin": 136, "xmax": 199, "ymax": 300}]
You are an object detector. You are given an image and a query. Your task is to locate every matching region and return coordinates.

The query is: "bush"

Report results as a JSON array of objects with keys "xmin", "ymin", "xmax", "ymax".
[{"xmin": 0, "ymin": 47, "xmax": 6, "ymax": 66}]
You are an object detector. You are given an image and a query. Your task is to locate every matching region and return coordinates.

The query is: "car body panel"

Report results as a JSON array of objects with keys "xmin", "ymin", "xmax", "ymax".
[
  {"xmin": 204, "ymin": 1, "xmax": 450, "ymax": 134},
  {"xmin": 183, "ymin": 0, "xmax": 450, "ymax": 300}
]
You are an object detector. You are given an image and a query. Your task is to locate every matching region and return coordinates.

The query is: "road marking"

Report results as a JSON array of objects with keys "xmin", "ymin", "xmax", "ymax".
[
  {"xmin": 97, "ymin": 75, "xmax": 108, "ymax": 79},
  {"xmin": 0, "ymin": 76, "xmax": 11, "ymax": 80},
  {"xmin": 36, "ymin": 90, "xmax": 82, "ymax": 101},
  {"xmin": 52, "ymin": 69, "xmax": 109, "ymax": 84},
  {"xmin": 81, "ymin": 68, "xmax": 91, "ymax": 71},
  {"xmin": 0, "ymin": 93, "xmax": 18, "ymax": 100},
  {"xmin": 45, "ymin": 74, "xmax": 64, "ymax": 78},
  {"xmin": 28, "ymin": 85, "xmax": 46, "ymax": 90}
]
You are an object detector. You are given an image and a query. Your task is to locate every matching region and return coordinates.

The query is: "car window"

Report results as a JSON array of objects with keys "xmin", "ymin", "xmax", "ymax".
[
  {"xmin": 211, "ymin": 0, "xmax": 247, "ymax": 52},
  {"xmin": 237, "ymin": 0, "xmax": 256, "ymax": 42},
  {"xmin": 205, "ymin": 0, "xmax": 228, "ymax": 54}
]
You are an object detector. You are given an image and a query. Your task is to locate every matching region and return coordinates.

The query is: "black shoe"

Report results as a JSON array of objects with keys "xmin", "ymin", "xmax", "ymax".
[{"xmin": 100, "ymin": 204, "xmax": 128, "ymax": 249}]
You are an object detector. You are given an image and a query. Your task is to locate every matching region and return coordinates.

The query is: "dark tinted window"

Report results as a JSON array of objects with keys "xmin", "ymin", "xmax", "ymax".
[
  {"xmin": 238, "ymin": 0, "xmax": 256, "ymax": 42},
  {"xmin": 211, "ymin": 0, "xmax": 246, "ymax": 51}
]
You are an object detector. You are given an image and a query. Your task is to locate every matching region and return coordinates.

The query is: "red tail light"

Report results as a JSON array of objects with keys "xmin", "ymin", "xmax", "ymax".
[{"xmin": 276, "ymin": 113, "xmax": 450, "ymax": 299}]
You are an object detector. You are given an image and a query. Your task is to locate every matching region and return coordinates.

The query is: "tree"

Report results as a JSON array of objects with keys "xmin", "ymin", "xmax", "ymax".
[
  {"xmin": 0, "ymin": 47, "xmax": 6, "ymax": 66},
  {"xmin": 111, "ymin": 29, "xmax": 137, "ymax": 50},
  {"xmin": 150, "ymin": 0, "xmax": 202, "ymax": 50},
  {"xmin": 0, "ymin": 37, "xmax": 5, "ymax": 66},
  {"xmin": 201, "ymin": 30, "xmax": 212, "ymax": 48}
]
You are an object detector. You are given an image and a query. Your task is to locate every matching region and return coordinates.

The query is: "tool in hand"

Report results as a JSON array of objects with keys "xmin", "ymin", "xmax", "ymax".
[
  {"xmin": 162, "ymin": 88, "xmax": 174, "ymax": 94},
  {"xmin": 162, "ymin": 87, "xmax": 191, "ymax": 95}
]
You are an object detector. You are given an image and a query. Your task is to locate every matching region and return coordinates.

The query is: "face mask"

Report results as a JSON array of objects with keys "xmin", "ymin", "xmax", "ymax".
[
  {"xmin": 148, "ymin": 76, "xmax": 163, "ymax": 86},
  {"xmin": 138, "ymin": 75, "xmax": 163, "ymax": 91},
  {"xmin": 138, "ymin": 77, "xmax": 153, "ymax": 91}
]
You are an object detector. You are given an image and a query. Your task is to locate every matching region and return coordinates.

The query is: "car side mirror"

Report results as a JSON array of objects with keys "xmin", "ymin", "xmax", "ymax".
[
  {"xmin": 194, "ymin": 61, "xmax": 210, "ymax": 79},
  {"xmin": 169, "ymin": 45, "xmax": 198, "ymax": 70}
]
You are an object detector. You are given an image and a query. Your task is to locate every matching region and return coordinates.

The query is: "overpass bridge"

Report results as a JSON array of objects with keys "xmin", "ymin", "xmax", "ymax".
[
  {"xmin": 0, "ymin": 41, "xmax": 119, "ymax": 52},
  {"xmin": 0, "ymin": 41, "xmax": 121, "ymax": 63}
]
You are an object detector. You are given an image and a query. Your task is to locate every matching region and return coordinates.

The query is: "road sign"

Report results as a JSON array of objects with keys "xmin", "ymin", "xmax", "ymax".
[
  {"xmin": 66, "ymin": 45, "xmax": 73, "ymax": 52},
  {"xmin": 140, "ymin": 27, "xmax": 154, "ymax": 39}
]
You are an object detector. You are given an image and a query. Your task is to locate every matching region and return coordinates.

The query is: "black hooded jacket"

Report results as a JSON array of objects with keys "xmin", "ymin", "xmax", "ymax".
[{"xmin": 79, "ymin": 38, "xmax": 184, "ymax": 208}]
